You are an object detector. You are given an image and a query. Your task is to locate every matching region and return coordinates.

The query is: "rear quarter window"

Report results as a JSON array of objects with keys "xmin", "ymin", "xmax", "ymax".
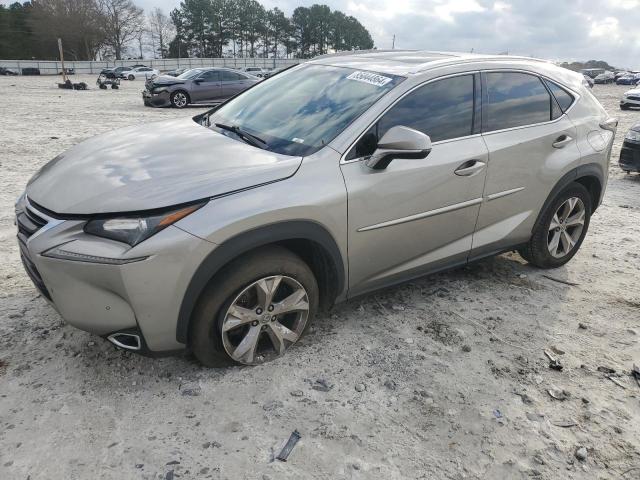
[{"xmin": 544, "ymin": 79, "xmax": 575, "ymax": 113}]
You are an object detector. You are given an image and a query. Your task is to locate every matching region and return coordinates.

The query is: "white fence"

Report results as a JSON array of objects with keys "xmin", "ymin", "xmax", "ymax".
[{"xmin": 0, "ymin": 57, "xmax": 301, "ymax": 75}]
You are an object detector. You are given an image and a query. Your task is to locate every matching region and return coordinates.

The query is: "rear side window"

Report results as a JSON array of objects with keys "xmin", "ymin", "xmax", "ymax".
[
  {"xmin": 544, "ymin": 79, "xmax": 574, "ymax": 113},
  {"xmin": 485, "ymin": 72, "xmax": 551, "ymax": 132},
  {"xmin": 378, "ymin": 74, "xmax": 475, "ymax": 143},
  {"xmin": 221, "ymin": 71, "xmax": 246, "ymax": 81}
]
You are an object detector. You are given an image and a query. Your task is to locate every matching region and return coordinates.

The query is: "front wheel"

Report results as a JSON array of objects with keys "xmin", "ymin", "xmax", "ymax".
[
  {"xmin": 128, "ymin": 74, "xmax": 134, "ymax": 80},
  {"xmin": 170, "ymin": 90, "xmax": 189, "ymax": 108},
  {"xmin": 519, "ymin": 183, "xmax": 592, "ymax": 268},
  {"xmin": 190, "ymin": 246, "xmax": 319, "ymax": 367}
]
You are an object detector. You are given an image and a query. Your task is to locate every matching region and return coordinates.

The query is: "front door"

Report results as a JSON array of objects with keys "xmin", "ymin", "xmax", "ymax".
[
  {"xmin": 341, "ymin": 73, "xmax": 489, "ymax": 296},
  {"xmin": 191, "ymin": 70, "xmax": 221, "ymax": 103}
]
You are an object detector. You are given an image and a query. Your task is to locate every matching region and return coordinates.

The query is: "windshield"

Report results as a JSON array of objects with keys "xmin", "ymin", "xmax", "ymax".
[
  {"xmin": 207, "ymin": 64, "xmax": 404, "ymax": 156},
  {"xmin": 178, "ymin": 69, "xmax": 204, "ymax": 80}
]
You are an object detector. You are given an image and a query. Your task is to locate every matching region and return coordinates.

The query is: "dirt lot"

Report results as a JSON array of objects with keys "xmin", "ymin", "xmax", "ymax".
[{"xmin": 0, "ymin": 75, "xmax": 639, "ymax": 480}]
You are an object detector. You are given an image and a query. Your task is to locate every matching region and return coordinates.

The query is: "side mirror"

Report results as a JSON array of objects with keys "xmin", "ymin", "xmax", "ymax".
[
  {"xmin": 365, "ymin": 126, "xmax": 432, "ymax": 170},
  {"xmin": 194, "ymin": 79, "xmax": 203, "ymax": 84}
]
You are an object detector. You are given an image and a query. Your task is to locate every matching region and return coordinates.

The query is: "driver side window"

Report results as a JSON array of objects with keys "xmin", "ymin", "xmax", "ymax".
[{"xmin": 346, "ymin": 74, "xmax": 476, "ymax": 160}]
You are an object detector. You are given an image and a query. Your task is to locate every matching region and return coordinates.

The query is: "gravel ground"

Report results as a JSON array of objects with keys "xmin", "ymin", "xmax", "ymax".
[{"xmin": 0, "ymin": 76, "xmax": 639, "ymax": 480}]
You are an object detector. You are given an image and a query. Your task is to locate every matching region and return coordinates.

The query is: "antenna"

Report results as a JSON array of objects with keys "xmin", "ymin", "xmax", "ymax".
[{"xmin": 392, "ymin": 34, "xmax": 395, "ymax": 49}]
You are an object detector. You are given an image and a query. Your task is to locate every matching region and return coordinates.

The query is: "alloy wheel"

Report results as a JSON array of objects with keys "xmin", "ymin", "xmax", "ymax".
[
  {"xmin": 221, "ymin": 275, "xmax": 309, "ymax": 365},
  {"xmin": 173, "ymin": 92, "xmax": 187, "ymax": 108},
  {"xmin": 547, "ymin": 196, "xmax": 585, "ymax": 258}
]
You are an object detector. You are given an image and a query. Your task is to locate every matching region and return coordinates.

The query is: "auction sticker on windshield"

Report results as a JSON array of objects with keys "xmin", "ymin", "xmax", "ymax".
[{"xmin": 346, "ymin": 71, "xmax": 393, "ymax": 87}]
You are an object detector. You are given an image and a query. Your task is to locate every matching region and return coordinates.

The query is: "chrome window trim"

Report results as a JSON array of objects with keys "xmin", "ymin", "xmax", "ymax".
[
  {"xmin": 340, "ymin": 70, "xmax": 481, "ymax": 165},
  {"xmin": 340, "ymin": 67, "xmax": 581, "ymax": 164},
  {"xmin": 480, "ymin": 69, "xmax": 580, "ymax": 136}
]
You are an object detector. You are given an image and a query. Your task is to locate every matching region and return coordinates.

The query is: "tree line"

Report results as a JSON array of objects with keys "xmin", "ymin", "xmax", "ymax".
[
  {"xmin": 0, "ymin": 0, "xmax": 374, "ymax": 61},
  {"xmin": 169, "ymin": 0, "xmax": 374, "ymax": 59}
]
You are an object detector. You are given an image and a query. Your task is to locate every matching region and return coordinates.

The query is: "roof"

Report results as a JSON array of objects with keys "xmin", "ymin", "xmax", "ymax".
[{"xmin": 310, "ymin": 49, "xmax": 549, "ymax": 76}]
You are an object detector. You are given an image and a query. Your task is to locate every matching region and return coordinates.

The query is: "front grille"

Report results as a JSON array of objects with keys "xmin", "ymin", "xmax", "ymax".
[
  {"xmin": 16, "ymin": 202, "xmax": 52, "ymax": 300},
  {"xmin": 627, "ymin": 95, "xmax": 640, "ymax": 102},
  {"xmin": 16, "ymin": 206, "xmax": 47, "ymax": 244},
  {"xmin": 620, "ymin": 145, "xmax": 640, "ymax": 170}
]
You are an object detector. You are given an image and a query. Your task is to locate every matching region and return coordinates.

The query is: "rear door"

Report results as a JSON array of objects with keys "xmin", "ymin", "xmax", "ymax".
[
  {"xmin": 471, "ymin": 71, "xmax": 581, "ymax": 259},
  {"xmin": 341, "ymin": 73, "xmax": 489, "ymax": 295},
  {"xmin": 191, "ymin": 70, "xmax": 222, "ymax": 103},
  {"xmin": 220, "ymin": 70, "xmax": 254, "ymax": 99}
]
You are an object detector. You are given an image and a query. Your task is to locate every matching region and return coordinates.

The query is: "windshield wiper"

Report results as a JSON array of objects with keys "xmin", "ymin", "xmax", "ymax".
[{"xmin": 214, "ymin": 123, "xmax": 267, "ymax": 149}]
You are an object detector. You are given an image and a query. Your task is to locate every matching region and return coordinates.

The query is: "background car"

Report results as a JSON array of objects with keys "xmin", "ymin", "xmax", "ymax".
[
  {"xmin": 594, "ymin": 72, "xmax": 615, "ymax": 84},
  {"xmin": 163, "ymin": 67, "xmax": 188, "ymax": 77},
  {"xmin": 620, "ymin": 87, "xmax": 640, "ymax": 110},
  {"xmin": 244, "ymin": 67, "xmax": 270, "ymax": 78},
  {"xmin": 616, "ymin": 74, "xmax": 636, "ymax": 85},
  {"xmin": 619, "ymin": 123, "xmax": 640, "ymax": 174},
  {"xmin": 0, "ymin": 67, "xmax": 18, "ymax": 75},
  {"xmin": 121, "ymin": 66, "xmax": 159, "ymax": 80},
  {"xmin": 143, "ymin": 67, "xmax": 260, "ymax": 108}
]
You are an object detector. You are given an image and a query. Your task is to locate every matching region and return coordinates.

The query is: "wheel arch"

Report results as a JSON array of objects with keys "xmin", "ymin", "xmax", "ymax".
[
  {"xmin": 176, "ymin": 221, "xmax": 346, "ymax": 344},
  {"xmin": 532, "ymin": 163, "xmax": 604, "ymax": 234}
]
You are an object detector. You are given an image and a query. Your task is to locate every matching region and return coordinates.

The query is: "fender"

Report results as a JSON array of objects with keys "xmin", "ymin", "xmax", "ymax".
[
  {"xmin": 532, "ymin": 162, "xmax": 604, "ymax": 233},
  {"xmin": 176, "ymin": 221, "xmax": 346, "ymax": 344}
]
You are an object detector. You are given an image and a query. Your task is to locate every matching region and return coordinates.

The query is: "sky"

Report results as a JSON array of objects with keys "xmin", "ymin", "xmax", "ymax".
[{"xmin": 4, "ymin": 0, "xmax": 640, "ymax": 68}]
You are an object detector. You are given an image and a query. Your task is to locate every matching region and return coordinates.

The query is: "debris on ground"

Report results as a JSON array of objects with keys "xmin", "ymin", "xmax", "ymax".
[
  {"xmin": 544, "ymin": 350, "xmax": 563, "ymax": 371},
  {"xmin": 310, "ymin": 379, "xmax": 332, "ymax": 392},
  {"xmin": 276, "ymin": 430, "xmax": 301, "ymax": 462},
  {"xmin": 547, "ymin": 388, "xmax": 570, "ymax": 401},
  {"xmin": 575, "ymin": 446, "xmax": 588, "ymax": 462}
]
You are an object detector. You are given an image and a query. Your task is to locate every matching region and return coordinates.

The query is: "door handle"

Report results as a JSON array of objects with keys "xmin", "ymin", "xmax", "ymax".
[
  {"xmin": 552, "ymin": 134, "xmax": 573, "ymax": 148},
  {"xmin": 455, "ymin": 160, "xmax": 486, "ymax": 176}
]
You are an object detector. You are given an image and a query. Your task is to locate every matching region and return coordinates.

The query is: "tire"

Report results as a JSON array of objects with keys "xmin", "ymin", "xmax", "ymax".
[
  {"xmin": 621, "ymin": 105, "xmax": 630, "ymax": 111},
  {"xmin": 190, "ymin": 246, "xmax": 319, "ymax": 367},
  {"xmin": 128, "ymin": 74, "xmax": 134, "ymax": 80},
  {"xmin": 518, "ymin": 183, "xmax": 592, "ymax": 269},
  {"xmin": 170, "ymin": 90, "xmax": 190, "ymax": 109}
]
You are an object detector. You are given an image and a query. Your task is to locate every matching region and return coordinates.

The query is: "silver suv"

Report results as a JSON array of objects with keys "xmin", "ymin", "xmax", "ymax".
[{"xmin": 17, "ymin": 51, "xmax": 616, "ymax": 366}]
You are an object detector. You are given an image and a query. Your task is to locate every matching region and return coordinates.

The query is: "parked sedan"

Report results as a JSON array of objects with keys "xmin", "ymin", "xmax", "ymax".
[
  {"xmin": 121, "ymin": 66, "xmax": 159, "ymax": 81},
  {"xmin": 0, "ymin": 67, "xmax": 18, "ymax": 75},
  {"xmin": 620, "ymin": 88, "xmax": 640, "ymax": 110},
  {"xmin": 594, "ymin": 72, "xmax": 615, "ymax": 84},
  {"xmin": 163, "ymin": 67, "xmax": 188, "ymax": 77},
  {"xmin": 620, "ymin": 123, "xmax": 640, "ymax": 174},
  {"xmin": 616, "ymin": 75, "xmax": 636, "ymax": 85},
  {"xmin": 143, "ymin": 68, "xmax": 259, "ymax": 108}
]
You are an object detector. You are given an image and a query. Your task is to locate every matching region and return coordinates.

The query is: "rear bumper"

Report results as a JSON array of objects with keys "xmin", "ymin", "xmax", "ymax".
[{"xmin": 620, "ymin": 141, "xmax": 640, "ymax": 172}]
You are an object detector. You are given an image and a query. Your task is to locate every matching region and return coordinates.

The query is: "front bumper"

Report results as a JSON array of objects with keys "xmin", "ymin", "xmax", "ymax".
[
  {"xmin": 16, "ymin": 196, "xmax": 215, "ymax": 353},
  {"xmin": 142, "ymin": 89, "xmax": 171, "ymax": 107},
  {"xmin": 620, "ymin": 96, "xmax": 640, "ymax": 108},
  {"xmin": 620, "ymin": 140, "xmax": 640, "ymax": 172}
]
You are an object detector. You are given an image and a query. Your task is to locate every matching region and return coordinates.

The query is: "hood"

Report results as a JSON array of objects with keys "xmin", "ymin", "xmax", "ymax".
[
  {"xmin": 626, "ymin": 88, "xmax": 640, "ymax": 95},
  {"xmin": 26, "ymin": 118, "xmax": 302, "ymax": 215},
  {"xmin": 150, "ymin": 75, "xmax": 186, "ymax": 87}
]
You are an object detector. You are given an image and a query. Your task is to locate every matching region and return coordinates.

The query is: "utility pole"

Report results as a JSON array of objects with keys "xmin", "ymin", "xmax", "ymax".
[
  {"xmin": 58, "ymin": 38, "xmax": 67, "ymax": 82},
  {"xmin": 392, "ymin": 34, "xmax": 395, "ymax": 49}
]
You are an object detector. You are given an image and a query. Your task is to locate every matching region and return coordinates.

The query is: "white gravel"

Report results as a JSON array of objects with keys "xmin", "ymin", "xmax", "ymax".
[{"xmin": 1, "ymin": 75, "xmax": 639, "ymax": 480}]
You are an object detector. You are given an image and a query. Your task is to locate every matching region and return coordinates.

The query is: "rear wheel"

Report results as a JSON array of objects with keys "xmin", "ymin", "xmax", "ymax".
[
  {"xmin": 519, "ymin": 183, "xmax": 591, "ymax": 268},
  {"xmin": 170, "ymin": 90, "xmax": 189, "ymax": 108},
  {"xmin": 190, "ymin": 246, "xmax": 318, "ymax": 367}
]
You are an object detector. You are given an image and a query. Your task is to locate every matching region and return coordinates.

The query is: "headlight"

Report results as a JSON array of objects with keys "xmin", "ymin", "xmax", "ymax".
[
  {"xmin": 152, "ymin": 86, "xmax": 168, "ymax": 94},
  {"xmin": 84, "ymin": 202, "xmax": 206, "ymax": 247},
  {"xmin": 625, "ymin": 130, "xmax": 640, "ymax": 142}
]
